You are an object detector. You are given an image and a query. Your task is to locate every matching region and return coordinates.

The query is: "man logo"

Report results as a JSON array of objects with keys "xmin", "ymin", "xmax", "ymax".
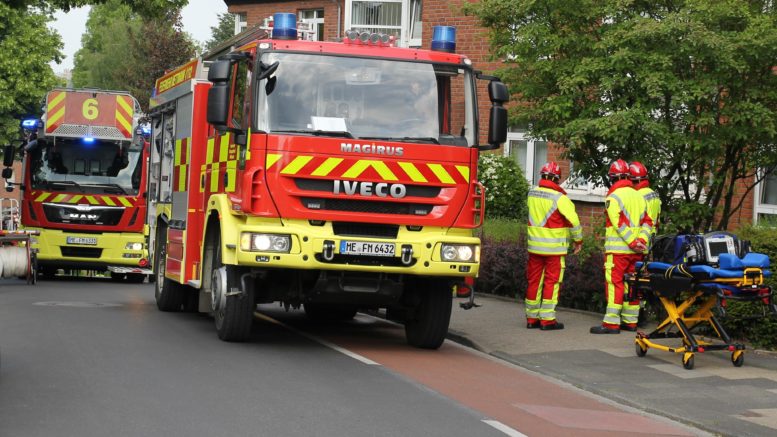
[{"xmin": 66, "ymin": 213, "xmax": 99, "ymax": 221}]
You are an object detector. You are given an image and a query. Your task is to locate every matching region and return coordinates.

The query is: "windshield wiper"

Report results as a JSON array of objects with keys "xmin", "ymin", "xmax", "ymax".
[
  {"xmin": 47, "ymin": 180, "xmax": 85, "ymax": 193},
  {"xmin": 82, "ymin": 183, "xmax": 128, "ymax": 195},
  {"xmin": 359, "ymin": 136, "xmax": 440, "ymax": 144},
  {"xmin": 273, "ymin": 129, "xmax": 354, "ymax": 139}
]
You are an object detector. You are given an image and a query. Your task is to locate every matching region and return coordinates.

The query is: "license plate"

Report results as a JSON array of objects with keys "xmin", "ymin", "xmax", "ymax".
[
  {"xmin": 66, "ymin": 236, "xmax": 97, "ymax": 246},
  {"xmin": 340, "ymin": 241, "xmax": 395, "ymax": 257}
]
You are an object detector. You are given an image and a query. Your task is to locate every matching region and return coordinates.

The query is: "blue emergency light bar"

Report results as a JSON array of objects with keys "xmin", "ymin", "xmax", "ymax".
[
  {"xmin": 20, "ymin": 119, "xmax": 39, "ymax": 130},
  {"xmin": 272, "ymin": 13, "xmax": 297, "ymax": 40},
  {"xmin": 83, "ymin": 137, "xmax": 95, "ymax": 144},
  {"xmin": 431, "ymin": 26, "xmax": 456, "ymax": 53}
]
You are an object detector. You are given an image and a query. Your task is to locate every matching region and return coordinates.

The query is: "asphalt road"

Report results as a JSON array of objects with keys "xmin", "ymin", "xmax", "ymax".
[{"xmin": 0, "ymin": 277, "xmax": 701, "ymax": 437}]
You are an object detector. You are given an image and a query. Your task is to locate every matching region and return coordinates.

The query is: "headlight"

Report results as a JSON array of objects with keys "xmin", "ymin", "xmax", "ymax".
[
  {"xmin": 241, "ymin": 233, "xmax": 291, "ymax": 253},
  {"xmin": 441, "ymin": 244, "xmax": 478, "ymax": 263},
  {"xmin": 125, "ymin": 242, "xmax": 143, "ymax": 251}
]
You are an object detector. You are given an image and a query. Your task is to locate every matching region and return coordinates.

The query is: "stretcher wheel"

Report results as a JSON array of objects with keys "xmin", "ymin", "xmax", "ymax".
[
  {"xmin": 682, "ymin": 352, "xmax": 695, "ymax": 370},
  {"xmin": 635, "ymin": 341, "xmax": 647, "ymax": 357},
  {"xmin": 732, "ymin": 351, "xmax": 744, "ymax": 367}
]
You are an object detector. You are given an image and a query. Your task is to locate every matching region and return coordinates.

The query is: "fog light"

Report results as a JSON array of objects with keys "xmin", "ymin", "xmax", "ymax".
[
  {"xmin": 253, "ymin": 235, "xmax": 271, "ymax": 251},
  {"xmin": 442, "ymin": 245, "xmax": 458, "ymax": 261},
  {"xmin": 125, "ymin": 242, "xmax": 143, "ymax": 251},
  {"xmin": 441, "ymin": 244, "xmax": 478, "ymax": 263},
  {"xmin": 457, "ymin": 245, "xmax": 473, "ymax": 261}
]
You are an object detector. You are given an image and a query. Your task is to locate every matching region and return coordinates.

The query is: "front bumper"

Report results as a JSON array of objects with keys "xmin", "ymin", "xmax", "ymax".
[
  {"xmin": 27, "ymin": 227, "xmax": 148, "ymax": 268},
  {"xmin": 229, "ymin": 218, "xmax": 480, "ymax": 277}
]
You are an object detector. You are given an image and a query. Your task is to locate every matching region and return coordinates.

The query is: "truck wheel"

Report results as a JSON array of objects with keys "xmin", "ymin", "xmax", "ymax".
[
  {"xmin": 404, "ymin": 279, "xmax": 452, "ymax": 349},
  {"xmin": 155, "ymin": 243, "xmax": 184, "ymax": 312},
  {"xmin": 304, "ymin": 303, "xmax": 358, "ymax": 321},
  {"xmin": 208, "ymin": 232, "xmax": 254, "ymax": 342}
]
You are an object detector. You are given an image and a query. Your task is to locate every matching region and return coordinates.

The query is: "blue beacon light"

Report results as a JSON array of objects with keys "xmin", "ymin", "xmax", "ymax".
[
  {"xmin": 431, "ymin": 26, "xmax": 456, "ymax": 53},
  {"xmin": 83, "ymin": 137, "xmax": 95, "ymax": 144},
  {"xmin": 272, "ymin": 13, "xmax": 298, "ymax": 40},
  {"xmin": 21, "ymin": 119, "xmax": 39, "ymax": 130}
]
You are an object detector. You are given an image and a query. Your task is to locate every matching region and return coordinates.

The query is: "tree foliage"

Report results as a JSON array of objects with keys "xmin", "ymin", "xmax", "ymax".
[
  {"xmin": 6, "ymin": 0, "xmax": 187, "ymax": 18},
  {"xmin": 72, "ymin": 2, "xmax": 196, "ymax": 112},
  {"xmin": 205, "ymin": 12, "xmax": 236, "ymax": 52},
  {"xmin": 0, "ymin": 4, "xmax": 63, "ymax": 145},
  {"xmin": 467, "ymin": 0, "xmax": 777, "ymax": 231}
]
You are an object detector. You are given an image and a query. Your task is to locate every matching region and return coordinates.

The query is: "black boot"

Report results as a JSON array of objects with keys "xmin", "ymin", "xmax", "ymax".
[
  {"xmin": 590, "ymin": 325, "xmax": 620, "ymax": 334},
  {"xmin": 540, "ymin": 322, "xmax": 565, "ymax": 331}
]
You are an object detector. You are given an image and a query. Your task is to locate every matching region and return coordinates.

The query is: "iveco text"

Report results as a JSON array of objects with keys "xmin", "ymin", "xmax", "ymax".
[{"xmin": 333, "ymin": 180, "xmax": 407, "ymax": 198}]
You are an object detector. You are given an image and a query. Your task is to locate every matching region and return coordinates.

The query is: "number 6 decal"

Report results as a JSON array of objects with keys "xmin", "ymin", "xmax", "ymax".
[{"xmin": 82, "ymin": 98, "xmax": 99, "ymax": 120}]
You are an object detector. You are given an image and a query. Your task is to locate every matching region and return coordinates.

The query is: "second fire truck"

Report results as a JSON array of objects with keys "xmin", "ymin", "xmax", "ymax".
[
  {"xmin": 7, "ymin": 89, "xmax": 152, "ymax": 281},
  {"xmin": 147, "ymin": 15, "xmax": 508, "ymax": 348}
]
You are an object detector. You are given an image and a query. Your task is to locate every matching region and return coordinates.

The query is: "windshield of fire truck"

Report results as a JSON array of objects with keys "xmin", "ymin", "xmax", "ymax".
[
  {"xmin": 29, "ymin": 138, "xmax": 144, "ymax": 195},
  {"xmin": 257, "ymin": 53, "xmax": 476, "ymax": 146}
]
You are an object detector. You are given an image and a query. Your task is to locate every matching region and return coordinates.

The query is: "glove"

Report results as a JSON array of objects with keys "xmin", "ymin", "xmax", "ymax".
[{"xmin": 629, "ymin": 238, "xmax": 647, "ymax": 253}]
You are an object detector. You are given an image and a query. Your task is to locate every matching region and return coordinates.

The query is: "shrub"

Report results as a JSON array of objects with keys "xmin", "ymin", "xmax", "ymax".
[
  {"xmin": 478, "ymin": 154, "xmax": 530, "ymax": 220},
  {"xmin": 476, "ymin": 234, "xmax": 527, "ymax": 298}
]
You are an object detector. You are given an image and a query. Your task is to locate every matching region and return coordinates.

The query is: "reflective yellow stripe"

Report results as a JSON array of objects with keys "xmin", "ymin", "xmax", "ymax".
[
  {"xmin": 115, "ymin": 111, "xmax": 132, "ymax": 135},
  {"xmin": 219, "ymin": 135, "xmax": 230, "ymax": 162},
  {"xmin": 398, "ymin": 162, "xmax": 427, "ymax": 183},
  {"xmin": 210, "ymin": 162, "xmax": 219, "ymax": 192},
  {"xmin": 370, "ymin": 161, "xmax": 398, "ymax": 181},
  {"xmin": 102, "ymin": 196, "xmax": 116, "ymax": 206},
  {"xmin": 118, "ymin": 197, "xmax": 133, "ymax": 207},
  {"xmin": 35, "ymin": 193, "xmax": 51, "ymax": 202},
  {"xmin": 428, "ymin": 164, "xmax": 454, "ymax": 184},
  {"xmin": 68, "ymin": 195, "xmax": 83, "ymax": 204},
  {"xmin": 266, "ymin": 153, "xmax": 282, "ymax": 169},
  {"xmin": 52, "ymin": 194, "xmax": 68, "ymax": 202},
  {"xmin": 175, "ymin": 140, "xmax": 182, "ymax": 165},
  {"xmin": 47, "ymin": 107, "xmax": 65, "ymax": 127},
  {"xmin": 206, "ymin": 138, "xmax": 215, "ymax": 164},
  {"xmin": 85, "ymin": 195, "xmax": 99, "ymax": 205},
  {"xmin": 178, "ymin": 164, "xmax": 187, "ymax": 191},
  {"xmin": 48, "ymin": 91, "xmax": 66, "ymax": 111},
  {"xmin": 281, "ymin": 156, "xmax": 313, "ymax": 174},
  {"xmin": 116, "ymin": 95, "xmax": 133, "ymax": 115},
  {"xmin": 456, "ymin": 165, "xmax": 469, "ymax": 181},
  {"xmin": 311, "ymin": 158, "xmax": 343, "ymax": 177}
]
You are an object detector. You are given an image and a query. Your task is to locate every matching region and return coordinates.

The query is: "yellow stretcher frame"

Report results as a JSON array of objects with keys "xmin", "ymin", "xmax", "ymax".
[{"xmin": 628, "ymin": 266, "xmax": 773, "ymax": 370}]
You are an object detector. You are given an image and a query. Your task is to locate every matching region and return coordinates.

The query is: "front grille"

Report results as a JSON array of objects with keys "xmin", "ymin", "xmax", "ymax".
[
  {"xmin": 302, "ymin": 198, "xmax": 433, "ymax": 216},
  {"xmin": 295, "ymin": 179, "xmax": 441, "ymax": 198},
  {"xmin": 43, "ymin": 203, "xmax": 124, "ymax": 226},
  {"xmin": 315, "ymin": 253, "xmax": 416, "ymax": 267},
  {"xmin": 332, "ymin": 222, "xmax": 399, "ymax": 238},
  {"xmin": 61, "ymin": 247, "xmax": 103, "ymax": 258}
]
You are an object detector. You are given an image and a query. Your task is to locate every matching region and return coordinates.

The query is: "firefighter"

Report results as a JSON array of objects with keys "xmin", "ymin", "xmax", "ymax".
[
  {"xmin": 525, "ymin": 161, "xmax": 583, "ymax": 331},
  {"xmin": 630, "ymin": 161, "xmax": 661, "ymax": 244},
  {"xmin": 590, "ymin": 159, "xmax": 649, "ymax": 334}
]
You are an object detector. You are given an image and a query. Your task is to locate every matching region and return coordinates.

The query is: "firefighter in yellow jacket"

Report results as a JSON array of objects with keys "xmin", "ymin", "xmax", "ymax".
[
  {"xmin": 525, "ymin": 162, "xmax": 583, "ymax": 331},
  {"xmin": 591, "ymin": 159, "xmax": 651, "ymax": 334},
  {"xmin": 630, "ymin": 161, "xmax": 661, "ymax": 243}
]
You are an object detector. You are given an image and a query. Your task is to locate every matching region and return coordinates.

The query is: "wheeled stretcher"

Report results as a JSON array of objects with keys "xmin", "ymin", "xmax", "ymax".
[{"xmin": 627, "ymin": 232, "xmax": 775, "ymax": 370}]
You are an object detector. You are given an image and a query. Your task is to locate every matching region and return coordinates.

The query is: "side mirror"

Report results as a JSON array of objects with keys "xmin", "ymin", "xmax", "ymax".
[
  {"xmin": 206, "ymin": 60, "xmax": 233, "ymax": 128},
  {"xmin": 3, "ymin": 145, "xmax": 14, "ymax": 167},
  {"xmin": 482, "ymin": 80, "xmax": 509, "ymax": 150},
  {"xmin": 2, "ymin": 168, "xmax": 12, "ymax": 179},
  {"xmin": 3, "ymin": 169, "xmax": 14, "ymax": 193}
]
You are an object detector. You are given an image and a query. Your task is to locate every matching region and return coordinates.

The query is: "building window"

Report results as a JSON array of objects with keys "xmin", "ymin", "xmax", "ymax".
[
  {"xmin": 345, "ymin": 0, "xmax": 422, "ymax": 48},
  {"xmin": 504, "ymin": 128, "xmax": 547, "ymax": 185},
  {"xmin": 235, "ymin": 12, "xmax": 247, "ymax": 35},
  {"xmin": 299, "ymin": 9, "xmax": 325, "ymax": 41},
  {"xmin": 755, "ymin": 168, "xmax": 777, "ymax": 224}
]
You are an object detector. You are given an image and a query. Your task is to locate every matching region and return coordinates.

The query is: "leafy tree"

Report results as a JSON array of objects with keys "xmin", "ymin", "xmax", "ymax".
[
  {"xmin": 204, "ymin": 12, "xmax": 236, "ymax": 52},
  {"xmin": 72, "ymin": 3, "xmax": 196, "ymax": 112},
  {"xmin": 0, "ymin": 4, "xmax": 63, "ymax": 146},
  {"xmin": 466, "ymin": 0, "xmax": 777, "ymax": 231},
  {"xmin": 6, "ymin": 0, "xmax": 187, "ymax": 18}
]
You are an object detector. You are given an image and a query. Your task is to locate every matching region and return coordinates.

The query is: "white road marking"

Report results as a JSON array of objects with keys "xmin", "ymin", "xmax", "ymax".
[
  {"xmin": 254, "ymin": 312, "xmax": 381, "ymax": 366},
  {"xmin": 482, "ymin": 419, "xmax": 528, "ymax": 437}
]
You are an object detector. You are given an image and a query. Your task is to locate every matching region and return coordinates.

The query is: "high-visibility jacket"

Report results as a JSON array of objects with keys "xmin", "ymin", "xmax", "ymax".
[
  {"xmin": 527, "ymin": 179, "xmax": 583, "ymax": 255},
  {"xmin": 605, "ymin": 179, "xmax": 649, "ymax": 254},
  {"xmin": 635, "ymin": 181, "xmax": 661, "ymax": 238}
]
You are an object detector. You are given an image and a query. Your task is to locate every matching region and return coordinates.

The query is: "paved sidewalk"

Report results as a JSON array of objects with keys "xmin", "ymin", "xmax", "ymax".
[{"xmin": 448, "ymin": 293, "xmax": 777, "ymax": 437}]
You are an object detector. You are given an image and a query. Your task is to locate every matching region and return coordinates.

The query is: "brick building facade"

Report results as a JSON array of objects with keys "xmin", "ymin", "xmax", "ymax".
[{"xmin": 222, "ymin": 0, "xmax": 772, "ymax": 232}]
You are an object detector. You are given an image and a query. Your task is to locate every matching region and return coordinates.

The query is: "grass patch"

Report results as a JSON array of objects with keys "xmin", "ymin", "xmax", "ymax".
[{"xmin": 478, "ymin": 218, "xmax": 524, "ymax": 242}]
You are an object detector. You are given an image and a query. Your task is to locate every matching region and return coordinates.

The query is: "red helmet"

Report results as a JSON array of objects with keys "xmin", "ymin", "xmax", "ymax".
[
  {"xmin": 629, "ymin": 161, "xmax": 648, "ymax": 180},
  {"xmin": 608, "ymin": 159, "xmax": 630, "ymax": 178},
  {"xmin": 540, "ymin": 161, "xmax": 561, "ymax": 179}
]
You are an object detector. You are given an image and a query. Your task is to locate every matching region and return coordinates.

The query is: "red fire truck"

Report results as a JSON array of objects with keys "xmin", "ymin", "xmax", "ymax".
[
  {"xmin": 148, "ymin": 15, "xmax": 508, "ymax": 348},
  {"xmin": 6, "ymin": 89, "xmax": 152, "ymax": 281}
]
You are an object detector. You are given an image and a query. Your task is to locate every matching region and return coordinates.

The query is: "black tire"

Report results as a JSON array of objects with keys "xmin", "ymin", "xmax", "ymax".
[
  {"xmin": 635, "ymin": 342, "xmax": 647, "ymax": 357},
  {"xmin": 682, "ymin": 353, "xmax": 695, "ymax": 370},
  {"xmin": 732, "ymin": 351, "xmax": 744, "ymax": 367},
  {"xmin": 404, "ymin": 279, "xmax": 452, "ymax": 349},
  {"xmin": 207, "ymin": 229, "xmax": 254, "ymax": 342},
  {"xmin": 155, "ymin": 241, "xmax": 184, "ymax": 312},
  {"xmin": 304, "ymin": 303, "xmax": 358, "ymax": 321}
]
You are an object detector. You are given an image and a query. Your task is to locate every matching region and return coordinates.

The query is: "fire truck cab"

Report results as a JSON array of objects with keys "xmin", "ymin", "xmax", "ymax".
[{"xmin": 148, "ymin": 14, "xmax": 508, "ymax": 348}]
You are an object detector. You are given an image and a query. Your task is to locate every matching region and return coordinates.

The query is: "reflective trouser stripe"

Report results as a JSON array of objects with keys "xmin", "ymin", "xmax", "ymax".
[
  {"xmin": 621, "ymin": 304, "xmax": 640, "ymax": 324},
  {"xmin": 525, "ymin": 254, "xmax": 565, "ymax": 321},
  {"xmin": 604, "ymin": 305, "xmax": 622, "ymax": 325}
]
